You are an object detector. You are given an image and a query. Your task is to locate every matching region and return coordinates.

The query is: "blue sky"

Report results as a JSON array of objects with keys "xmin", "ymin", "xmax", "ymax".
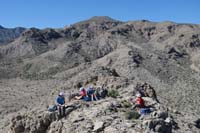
[{"xmin": 0, "ymin": 0, "xmax": 199, "ymax": 28}]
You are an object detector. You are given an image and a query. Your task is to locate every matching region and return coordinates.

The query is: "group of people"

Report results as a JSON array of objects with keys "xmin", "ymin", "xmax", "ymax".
[
  {"xmin": 55, "ymin": 86, "xmax": 101, "ymax": 118},
  {"xmin": 53, "ymin": 84, "xmax": 153, "ymax": 118},
  {"xmin": 74, "ymin": 86, "xmax": 99, "ymax": 101}
]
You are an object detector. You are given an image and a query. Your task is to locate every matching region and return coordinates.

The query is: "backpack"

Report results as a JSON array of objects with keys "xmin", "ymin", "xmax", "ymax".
[
  {"xmin": 100, "ymin": 88, "xmax": 108, "ymax": 98},
  {"xmin": 48, "ymin": 105, "xmax": 57, "ymax": 112},
  {"xmin": 95, "ymin": 87, "xmax": 108, "ymax": 98}
]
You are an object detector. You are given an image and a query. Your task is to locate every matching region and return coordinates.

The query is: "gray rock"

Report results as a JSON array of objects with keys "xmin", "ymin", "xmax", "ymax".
[
  {"xmin": 143, "ymin": 119, "xmax": 172, "ymax": 133},
  {"xmin": 92, "ymin": 121, "xmax": 105, "ymax": 132},
  {"xmin": 104, "ymin": 126, "xmax": 118, "ymax": 133}
]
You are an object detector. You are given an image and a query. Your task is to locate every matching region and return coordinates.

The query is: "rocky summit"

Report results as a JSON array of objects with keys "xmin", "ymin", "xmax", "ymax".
[{"xmin": 0, "ymin": 16, "xmax": 200, "ymax": 133}]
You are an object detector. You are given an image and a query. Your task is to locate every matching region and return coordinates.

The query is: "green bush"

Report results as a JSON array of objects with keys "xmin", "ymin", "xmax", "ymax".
[
  {"xmin": 121, "ymin": 100, "xmax": 132, "ymax": 108},
  {"xmin": 108, "ymin": 89, "xmax": 119, "ymax": 98},
  {"xmin": 47, "ymin": 66, "xmax": 61, "ymax": 75},
  {"xmin": 125, "ymin": 110, "xmax": 140, "ymax": 120},
  {"xmin": 23, "ymin": 63, "xmax": 32, "ymax": 72}
]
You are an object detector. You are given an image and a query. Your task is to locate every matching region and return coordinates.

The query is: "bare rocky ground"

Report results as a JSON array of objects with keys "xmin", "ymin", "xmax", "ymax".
[{"xmin": 0, "ymin": 16, "xmax": 200, "ymax": 132}]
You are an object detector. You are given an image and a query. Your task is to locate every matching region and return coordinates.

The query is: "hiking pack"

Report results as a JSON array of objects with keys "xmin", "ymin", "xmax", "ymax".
[
  {"xmin": 48, "ymin": 105, "xmax": 57, "ymax": 112},
  {"xmin": 96, "ymin": 87, "xmax": 108, "ymax": 98}
]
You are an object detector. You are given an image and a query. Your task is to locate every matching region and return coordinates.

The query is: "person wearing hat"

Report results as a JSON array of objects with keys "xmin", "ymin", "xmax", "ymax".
[
  {"xmin": 55, "ymin": 92, "xmax": 66, "ymax": 118},
  {"xmin": 75, "ymin": 87, "xmax": 87, "ymax": 100},
  {"xmin": 135, "ymin": 93, "xmax": 145, "ymax": 108},
  {"xmin": 87, "ymin": 85, "xmax": 98, "ymax": 101},
  {"xmin": 130, "ymin": 92, "xmax": 145, "ymax": 110}
]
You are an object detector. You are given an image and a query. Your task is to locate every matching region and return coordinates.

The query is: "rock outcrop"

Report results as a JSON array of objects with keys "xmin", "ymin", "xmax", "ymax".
[
  {"xmin": 9, "ymin": 93, "xmax": 198, "ymax": 133},
  {"xmin": 0, "ymin": 17, "xmax": 200, "ymax": 132}
]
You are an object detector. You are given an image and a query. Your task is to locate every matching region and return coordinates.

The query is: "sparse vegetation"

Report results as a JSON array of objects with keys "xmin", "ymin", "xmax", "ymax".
[
  {"xmin": 121, "ymin": 100, "xmax": 132, "ymax": 108},
  {"xmin": 108, "ymin": 89, "xmax": 119, "ymax": 98},
  {"xmin": 0, "ymin": 16, "xmax": 200, "ymax": 133},
  {"xmin": 125, "ymin": 110, "xmax": 140, "ymax": 120},
  {"xmin": 23, "ymin": 63, "xmax": 32, "ymax": 72}
]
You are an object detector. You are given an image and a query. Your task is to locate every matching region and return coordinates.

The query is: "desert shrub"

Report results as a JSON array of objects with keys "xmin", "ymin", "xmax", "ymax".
[
  {"xmin": 47, "ymin": 66, "xmax": 61, "ymax": 75},
  {"xmin": 125, "ymin": 110, "xmax": 140, "ymax": 120},
  {"xmin": 121, "ymin": 100, "xmax": 132, "ymax": 108},
  {"xmin": 23, "ymin": 63, "xmax": 32, "ymax": 72},
  {"xmin": 108, "ymin": 89, "xmax": 119, "ymax": 98},
  {"xmin": 16, "ymin": 58, "xmax": 23, "ymax": 64}
]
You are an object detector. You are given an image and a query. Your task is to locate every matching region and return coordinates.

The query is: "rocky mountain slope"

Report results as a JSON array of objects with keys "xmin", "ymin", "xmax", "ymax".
[
  {"xmin": 0, "ymin": 16, "xmax": 200, "ymax": 132},
  {"xmin": 0, "ymin": 25, "xmax": 25, "ymax": 45}
]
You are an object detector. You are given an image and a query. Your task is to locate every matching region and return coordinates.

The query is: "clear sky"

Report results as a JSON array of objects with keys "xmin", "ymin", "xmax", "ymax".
[{"xmin": 0, "ymin": 0, "xmax": 199, "ymax": 29}]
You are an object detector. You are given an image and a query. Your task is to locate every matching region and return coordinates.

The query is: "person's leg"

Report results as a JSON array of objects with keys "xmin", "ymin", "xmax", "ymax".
[
  {"xmin": 58, "ymin": 106, "xmax": 62, "ymax": 119},
  {"xmin": 91, "ymin": 95, "xmax": 94, "ymax": 101},
  {"xmin": 62, "ymin": 106, "xmax": 65, "ymax": 116},
  {"xmin": 94, "ymin": 94, "xmax": 99, "ymax": 101}
]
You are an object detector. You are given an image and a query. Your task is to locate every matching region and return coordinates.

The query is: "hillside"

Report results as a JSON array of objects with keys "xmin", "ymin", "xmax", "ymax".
[
  {"xmin": 0, "ymin": 25, "xmax": 25, "ymax": 45},
  {"xmin": 0, "ymin": 16, "xmax": 200, "ymax": 132}
]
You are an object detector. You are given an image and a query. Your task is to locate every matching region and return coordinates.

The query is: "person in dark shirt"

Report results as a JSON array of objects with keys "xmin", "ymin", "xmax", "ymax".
[{"xmin": 55, "ymin": 92, "xmax": 65, "ymax": 118}]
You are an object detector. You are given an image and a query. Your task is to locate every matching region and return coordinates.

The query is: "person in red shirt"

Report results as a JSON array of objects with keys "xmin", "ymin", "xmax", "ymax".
[
  {"xmin": 75, "ymin": 87, "xmax": 87, "ymax": 100},
  {"xmin": 130, "ymin": 93, "xmax": 146, "ymax": 111},
  {"xmin": 135, "ymin": 93, "xmax": 145, "ymax": 108}
]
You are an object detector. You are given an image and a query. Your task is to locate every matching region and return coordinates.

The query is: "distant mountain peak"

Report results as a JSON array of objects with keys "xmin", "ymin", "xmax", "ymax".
[
  {"xmin": 89, "ymin": 16, "xmax": 119, "ymax": 22},
  {"xmin": 73, "ymin": 16, "xmax": 122, "ymax": 26},
  {"xmin": 0, "ymin": 25, "xmax": 4, "ymax": 29},
  {"xmin": 0, "ymin": 25, "xmax": 26, "ymax": 45}
]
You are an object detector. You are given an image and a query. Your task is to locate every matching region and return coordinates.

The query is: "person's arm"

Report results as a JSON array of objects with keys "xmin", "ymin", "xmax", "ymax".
[{"xmin": 75, "ymin": 95, "xmax": 83, "ymax": 100}]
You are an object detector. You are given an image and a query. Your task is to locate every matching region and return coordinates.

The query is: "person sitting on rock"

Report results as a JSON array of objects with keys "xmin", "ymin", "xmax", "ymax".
[
  {"xmin": 132, "ymin": 93, "xmax": 151, "ymax": 114},
  {"xmin": 55, "ymin": 92, "xmax": 66, "ymax": 118},
  {"xmin": 75, "ymin": 87, "xmax": 87, "ymax": 100},
  {"xmin": 134, "ymin": 93, "xmax": 145, "ymax": 108},
  {"xmin": 87, "ymin": 86, "xmax": 98, "ymax": 101},
  {"xmin": 130, "ymin": 93, "xmax": 145, "ymax": 112}
]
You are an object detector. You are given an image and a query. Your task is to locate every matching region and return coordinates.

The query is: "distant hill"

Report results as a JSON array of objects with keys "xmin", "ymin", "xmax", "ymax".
[{"xmin": 0, "ymin": 25, "xmax": 26, "ymax": 45}]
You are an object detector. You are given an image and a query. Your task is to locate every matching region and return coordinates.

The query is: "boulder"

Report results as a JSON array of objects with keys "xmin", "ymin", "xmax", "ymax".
[
  {"xmin": 9, "ymin": 102, "xmax": 81, "ymax": 133},
  {"xmin": 134, "ymin": 82, "xmax": 159, "ymax": 103},
  {"xmin": 143, "ymin": 119, "xmax": 172, "ymax": 133},
  {"xmin": 152, "ymin": 110, "xmax": 168, "ymax": 119},
  {"xmin": 48, "ymin": 121, "xmax": 63, "ymax": 133},
  {"xmin": 10, "ymin": 111, "xmax": 56, "ymax": 133},
  {"xmin": 92, "ymin": 121, "xmax": 105, "ymax": 132},
  {"xmin": 195, "ymin": 118, "xmax": 200, "ymax": 128},
  {"xmin": 104, "ymin": 126, "xmax": 118, "ymax": 133}
]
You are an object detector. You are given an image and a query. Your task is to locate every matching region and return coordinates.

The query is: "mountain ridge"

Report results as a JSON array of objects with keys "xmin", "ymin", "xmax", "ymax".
[
  {"xmin": 0, "ymin": 25, "xmax": 26, "ymax": 45},
  {"xmin": 0, "ymin": 16, "xmax": 200, "ymax": 132}
]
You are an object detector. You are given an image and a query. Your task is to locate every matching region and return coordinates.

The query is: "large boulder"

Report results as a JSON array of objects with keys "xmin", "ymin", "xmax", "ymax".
[
  {"xmin": 9, "ymin": 111, "xmax": 57, "ymax": 133},
  {"xmin": 92, "ymin": 121, "xmax": 105, "ymax": 132},
  {"xmin": 134, "ymin": 82, "xmax": 159, "ymax": 102},
  {"xmin": 143, "ymin": 118, "xmax": 172, "ymax": 133},
  {"xmin": 9, "ymin": 102, "xmax": 81, "ymax": 133}
]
